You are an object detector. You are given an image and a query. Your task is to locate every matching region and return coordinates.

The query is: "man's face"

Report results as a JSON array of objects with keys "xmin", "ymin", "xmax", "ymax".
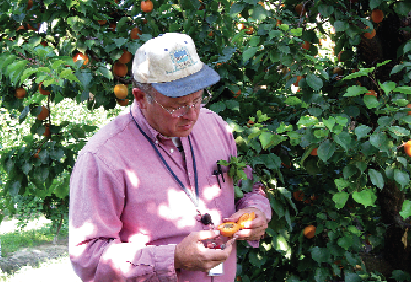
[{"xmin": 142, "ymin": 89, "xmax": 203, "ymax": 138}]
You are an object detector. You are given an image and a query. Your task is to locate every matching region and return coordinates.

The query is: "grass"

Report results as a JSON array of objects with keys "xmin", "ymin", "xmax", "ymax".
[
  {"xmin": 1, "ymin": 220, "xmax": 69, "ymax": 257},
  {"xmin": 0, "ymin": 217, "xmax": 74, "ymax": 282}
]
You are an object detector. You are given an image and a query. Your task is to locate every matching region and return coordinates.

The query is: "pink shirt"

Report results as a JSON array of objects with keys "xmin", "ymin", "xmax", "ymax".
[{"xmin": 69, "ymin": 101, "xmax": 271, "ymax": 282}]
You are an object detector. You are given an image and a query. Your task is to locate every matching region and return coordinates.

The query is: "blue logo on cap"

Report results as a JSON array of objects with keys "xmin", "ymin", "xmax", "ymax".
[{"xmin": 167, "ymin": 46, "xmax": 197, "ymax": 74}]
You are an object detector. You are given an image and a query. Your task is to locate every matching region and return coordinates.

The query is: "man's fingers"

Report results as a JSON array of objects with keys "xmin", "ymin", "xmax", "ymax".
[{"xmin": 195, "ymin": 229, "xmax": 221, "ymax": 241}]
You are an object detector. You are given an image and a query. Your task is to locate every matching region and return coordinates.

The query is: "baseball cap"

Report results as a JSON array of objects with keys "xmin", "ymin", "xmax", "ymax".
[{"xmin": 132, "ymin": 33, "xmax": 220, "ymax": 97}]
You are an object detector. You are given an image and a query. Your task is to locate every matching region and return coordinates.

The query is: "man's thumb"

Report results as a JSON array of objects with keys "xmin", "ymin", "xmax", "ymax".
[{"xmin": 197, "ymin": 229, "xmax": 221, "ymax": 241}]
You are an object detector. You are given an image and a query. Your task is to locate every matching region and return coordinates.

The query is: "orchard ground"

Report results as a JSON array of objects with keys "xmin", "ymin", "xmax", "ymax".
[{"xmin": 0, "ymin": 217, "xmax": 80, "ymax": 282}]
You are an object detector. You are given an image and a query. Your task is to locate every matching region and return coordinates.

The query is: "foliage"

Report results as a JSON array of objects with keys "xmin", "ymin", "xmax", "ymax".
[{"xmin": 1, "ymin": 0, "xmax": 411, "ymax": 281}]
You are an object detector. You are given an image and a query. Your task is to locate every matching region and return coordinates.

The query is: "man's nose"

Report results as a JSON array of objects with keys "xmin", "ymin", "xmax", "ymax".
[{"xmin": 182, "ymin": 105, "xmax": 198, "ymax": 120}]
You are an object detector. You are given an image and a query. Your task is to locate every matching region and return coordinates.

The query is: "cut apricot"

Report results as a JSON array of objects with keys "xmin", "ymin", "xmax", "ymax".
[
  {"xmin": 217, "ymin": 222, "xmax": 241, "ymax": 238},
  {"xmin": 237, "ymin": 212, "xmax": 255, "ymax": 228}
]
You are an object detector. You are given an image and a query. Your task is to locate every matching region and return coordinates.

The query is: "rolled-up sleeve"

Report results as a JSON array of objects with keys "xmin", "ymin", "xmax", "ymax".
[{"xmin": 69, "ymin": 152, "xmax": 178, "ymax": 282}]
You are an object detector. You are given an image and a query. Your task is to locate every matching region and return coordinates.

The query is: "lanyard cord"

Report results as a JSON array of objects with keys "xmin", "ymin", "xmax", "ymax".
[{"xmin": 130, "ymin": 107, "xmax": 199, "ymax": 207}]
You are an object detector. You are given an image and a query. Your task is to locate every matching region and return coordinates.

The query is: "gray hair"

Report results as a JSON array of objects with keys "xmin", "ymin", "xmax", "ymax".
[{"xmin": 132, "ymin": 80, "xmax": 155, "ymax": 104}]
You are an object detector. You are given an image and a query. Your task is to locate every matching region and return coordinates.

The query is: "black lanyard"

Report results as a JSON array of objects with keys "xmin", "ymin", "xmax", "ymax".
[{"xmin": 130, "ymin": 108, "xmax": 200, "ymax": 207}]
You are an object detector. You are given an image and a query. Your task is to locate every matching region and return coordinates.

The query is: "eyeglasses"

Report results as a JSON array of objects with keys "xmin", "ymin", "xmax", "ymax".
[{"xmin": 151, "ymin": 89, "xmax": 212, "ymax": 117}]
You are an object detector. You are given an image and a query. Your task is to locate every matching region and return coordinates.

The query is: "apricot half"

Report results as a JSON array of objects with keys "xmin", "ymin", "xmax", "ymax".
[{"xmin": 217, "ymin": 222, "xmax": 241, "ymax": 238}]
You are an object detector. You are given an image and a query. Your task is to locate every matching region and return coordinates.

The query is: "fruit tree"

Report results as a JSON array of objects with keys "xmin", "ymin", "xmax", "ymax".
[{"xmin": 1, "ymin": 0, "xmax": 411, "ymax": 281}]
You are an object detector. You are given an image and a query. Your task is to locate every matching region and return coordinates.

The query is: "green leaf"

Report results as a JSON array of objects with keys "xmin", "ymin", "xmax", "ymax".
[
  {"xmin": 306, "ymin": 73, "xmax": 323, "ymax": 90},
  {"xmin": 290, "ymin": 28, "xmax": 303, "ymax": 36},
  {"xmin": 333, "ymin": 191, "xmax": 349, "ymax": 209},
  {"xmin": 393, "ymin": 99, "xmax": 409, "ymax": 106},
  {"xmin": 250, "ymin": 5, "xmax": 268, "ymax": 20},
  {"xmin": 225, "ymin": 100, "xmax": 240, "ymax": 111},
  {"xmin": 393, "ymin": 87, "xmax": 411, "ymax": 94},
  {"xmin": 269, "ymin": 30, "xmax": 282, "ymax": 40},
  {"xmin": 400, "ymin": 116, "xmax": 411, "ymax": 124},
  {"xmin": 323, "ymin": 116, "xmax": 335, "ymax": 131},
  {"xmin": 209, "ymin": 101, "xmax": 226, "ymax": 113},
  {"xmin": 311, "ymin": 247, "xmax": 330, "ymax": 263},
  {"xmin": 368, "ymin": 169, "xmax": 384, "ymax": 189},
  {"xmin": 394, "ymin": 1, "xmax": 411, "ymax": 16},
  {"xmin": 355, "ymin": 125, "xmax": 372, "ymax": 139},
  {"xmin": 344, "ymin": 86, "xmax": 368, "ymax": 97},
  {"xmin": 352, "ymin": 189, "xmax": 377, "ymax": 207},
  {"xmin": 364, "ymin": 94, "xmax": 380, "ymax": 109},
  {"xmin": 22, "ymin": 162, "xmax": 32, "ymax": 175},
  {"xmin": 394, "ymin": 169, "xmax": 410, "ymax": 187},
  {"xmin": 399, "ymin": 200, "xmax": 411, "ymax": 220},
  {"xmin": 356, "ymin": 162, "xmax": 367, "ymax": 174},
  {"xmin": 308, "ymin": 108, "xmax": 322, "ymax": 116},
  {"xmin": 259, "ymin": 131, "xmax": 272, "ymax": 149},
  {"xmin": 380, "ymin": 81, "xmax": 396, "ymax": 94},
  {"xmin": 391, "ymin": 270, "xmax": 411, "ymax": 282},
  {"xmin": 338, "ymin": 234, "xmax": 352, "ymax": 250},
  {"xmin": 335, "ymin": 178, "xmax": 351, "ymax": 191},
  {"xmin": 344, "ymin": 272, "xmax": 362, "ymax": 282},
  {"xmin": 370, "ymin": 132, "xmax": 389, "ymax": 152},
  {"xmin": 279, "ymin": 24, "xmax": 289, "ymax": 31},
  {"xmin": 248, "ymin": 250, "xmax": 266, "ymax": 267},
  {"xmin": 334, "ymin": 131, "xmax": 352, "ymax": 152},
  {"xmin": 377, "ymin": 116, "xmax": 393, "ymax": 127},
  {"xmin": 318, "ymin": 139, "xmax": 336, "ymax": 163},
  {"xmin": 388, "ymin": 126, "xmax": 410, "ymax": 137},
  {"xmin": 402, "ymin": 41, "xmax": 411, "ymax": 54},
  {"xmin": 242, "ymin": 47, "xmax": 259, "ymax": 62},
  {"xmin": 284, "ymin": 96, "xmax": 302, "ymax": 105},
  {"xmin": 343, "ymin": 164, "xmax": 357, "ymax": 179},
  {"xmin": 334, "ymin": 21, "xmax": 348, "ymax": 32}
]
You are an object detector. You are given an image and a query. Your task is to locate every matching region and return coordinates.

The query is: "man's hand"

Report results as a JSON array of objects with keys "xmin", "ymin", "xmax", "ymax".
[
  {"xmin": 174, "ymin": 230, "xmax": 235, "ymax": 272},
  {"xmin": 223, "ymin": 207, "xmax": 268, "ymax": 240}
]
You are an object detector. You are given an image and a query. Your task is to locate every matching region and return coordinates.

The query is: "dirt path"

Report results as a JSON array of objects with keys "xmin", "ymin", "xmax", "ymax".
[{"xmin": 0, "ymin": 238, "xmax": 81, "ymax": 282}]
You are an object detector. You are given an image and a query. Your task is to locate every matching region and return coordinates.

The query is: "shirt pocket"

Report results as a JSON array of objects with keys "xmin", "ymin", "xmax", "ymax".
[{"xmin": 204, "ymin": 171, "xmax": 234, "ymax": 220}]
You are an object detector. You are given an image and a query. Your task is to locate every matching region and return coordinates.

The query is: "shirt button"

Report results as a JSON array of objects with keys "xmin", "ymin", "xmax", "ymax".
[{"xmin": 170, "ymin": 149, "xmax": 174, "ymax": 153}]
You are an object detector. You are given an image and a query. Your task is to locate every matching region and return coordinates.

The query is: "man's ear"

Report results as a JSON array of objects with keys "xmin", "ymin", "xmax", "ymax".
[{"xmin": 132, "ymin": 88, "xmax": 148, "ymax": 109}]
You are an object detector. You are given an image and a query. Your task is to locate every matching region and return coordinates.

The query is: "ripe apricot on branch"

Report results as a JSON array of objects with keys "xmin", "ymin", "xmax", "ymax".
[
  {"xmin": 295, "ymin": 4, "xmax": 306, "ymax": 16},
  {"xmin": 33, "ymin": 148, "xmax": 41, "ymax": 159},
  {"xmin": 114, "ymin": 84, "xmax": 128, "ymax": 100},
  {"xmin": 15, "ymin": 88, "xmax": 26, "ymax": 99},
  {"xmin": 119, "ymin": 50, "xmax": 132, "ymax": 64},
  {"xmin": 130, "ymin": 27, "xmax": 142, "ymax": 40},
  {"xmin": 310, "ymin": 148, "xmax": 318, "ymax": 155},
  {"xmin": 117, "ymin": 98, "xmax": 129, "ymax": 106},
  {"xmin": 245, "ymin": 26, "xmax": 254, "ymax": 35},
  {"xmin": 293, "ymin": 190, "xmax": 304, "ymax": 201},
  {"xmin": 304, "ymin": 224, "xmax": 316, "ymax": 239},
  {"xmin": 364, "ymin": 27, "xmax": 376, "ymax": 39},
  {"xmin": 44, "ymin": 124, "xmax": 51, "ymax": 137},
  {"xmin": 217, "ymin": 222, "xmax": 241, "ymax": 238},
  {"xmin": 39, "ymin": 82, "xmax": 50, "ymax": 95},
  {"xmin": 73, "ymin": 52, "xmax": 89, "ymax": 65},
  {"xmin": 365, "ymin": 90, "xmax": 377, "ymax": 97},
  {"xmin": 371, "ymin": 9, "xmax": 384, "ymax": 24},
  {"xmin": 37, "ymin": 106, "xmax": 50, "ymax": 121},
  {"xmin": 404, "ymin": 140, "xmax": 411, "ymax": 157},
  {"xmin": 302, "ymin": 41, "xmax": 310, "ymax": 50},
  {"xmin": 406, "ymin": 104, "xmax": 411, "ymax": 115},
  {"xmin": 113, "ymin": 61, "xmax": 128, "ymax": 77},
  {"xmin": 141, "ymin": 0, "xmax": 153, "ymax": 13}
]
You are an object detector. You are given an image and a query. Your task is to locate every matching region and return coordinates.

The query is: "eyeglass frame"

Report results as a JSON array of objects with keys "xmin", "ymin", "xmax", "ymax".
[{"xmin": 148, "ymin": 89, "xmax": 212, "ymax": 118}]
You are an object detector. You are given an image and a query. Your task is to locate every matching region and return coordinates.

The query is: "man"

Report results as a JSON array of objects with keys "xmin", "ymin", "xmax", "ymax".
[{"xmin": 69, "ymin": 33, "xmax": 271, "ymax": 282}]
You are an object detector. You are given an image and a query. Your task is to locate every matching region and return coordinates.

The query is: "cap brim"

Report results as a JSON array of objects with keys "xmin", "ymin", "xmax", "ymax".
[{"xmin": 152, "ymin": 65, "xmax": 220, "ymax": 97}]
